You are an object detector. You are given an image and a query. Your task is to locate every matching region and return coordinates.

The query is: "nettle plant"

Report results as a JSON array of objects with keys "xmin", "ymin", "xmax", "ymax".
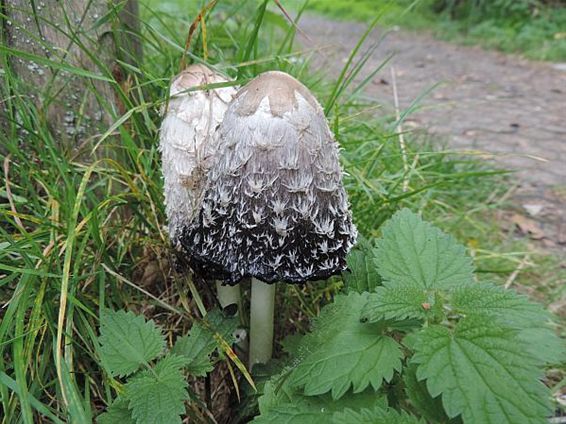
[
  {"xmin": 96, "ymin": 309, "xmax": 237, "ymax": 424},
  {"xmin": 95, "ymin": 209, "xmax": 563, "ymax": 423},
  {"xmin": 253, "ymin": 209, "xmax": 565, "ymax": 424}
]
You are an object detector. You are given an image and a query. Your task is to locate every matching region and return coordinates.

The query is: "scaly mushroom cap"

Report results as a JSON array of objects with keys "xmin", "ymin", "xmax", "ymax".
[
  {"xmin": 159, "ymin": 64, "xmax": 237, "ymax": 242},
  {"xmin": 181, "ymin": 71, "xmax": 358, "ymax": 285}
]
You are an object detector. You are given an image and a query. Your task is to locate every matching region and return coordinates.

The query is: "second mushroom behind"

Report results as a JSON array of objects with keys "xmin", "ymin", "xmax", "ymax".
[
  {"xmin": 159, "ymin": 64, "xmax": 242, "ymax": 315},
  {"xmin": 181, "ymin": 70, "xmax": 358, "ymax": 367}
]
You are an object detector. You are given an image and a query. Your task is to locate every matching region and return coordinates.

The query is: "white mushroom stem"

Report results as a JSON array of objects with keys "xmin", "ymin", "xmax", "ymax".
[
  {"xmin": 249, "ymin": 278, "xmax": 276, "ymax": 368},
  {"xmin": 215, "ymin": 280, "xmax": 241, "ymax": 311},
  {"xmin": 216, "ymin": 281, "xmax": 248, "ymax": 356}
]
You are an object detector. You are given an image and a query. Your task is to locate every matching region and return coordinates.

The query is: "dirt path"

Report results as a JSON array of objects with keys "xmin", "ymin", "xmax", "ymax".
[{"xmin": 299, "ymin": 15, "xmax": 566, "ymax": 252}]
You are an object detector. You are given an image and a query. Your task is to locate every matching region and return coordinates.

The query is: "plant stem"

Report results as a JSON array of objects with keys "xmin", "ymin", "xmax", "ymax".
[
  {"xmin": 215, "ymin": 281, "xmax": 241, "ymax": 311},
  {"xmin": 249, "ymin": 278, "xmax": 275, "ymax": 369},
  {"xmin": 216, "ymin": 281, "xmax": 248, "ymax": 355}
]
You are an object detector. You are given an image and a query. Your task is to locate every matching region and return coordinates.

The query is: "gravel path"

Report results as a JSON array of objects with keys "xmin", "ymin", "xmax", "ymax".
[{"xmin": 299, "ymin": 15, "xmax": 566, "ymax": 251}]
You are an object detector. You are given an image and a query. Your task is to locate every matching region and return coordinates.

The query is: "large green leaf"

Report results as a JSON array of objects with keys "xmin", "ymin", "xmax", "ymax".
[
  {"xmin": 403, "ymin": 365, "xmax": 449, "ymax": 424},
  {"xmin": 98, "ymin": 309, "xmax": 165, "ymax": 377},
  {"xmin": 411, "ymin": 316, "xmax": 551, "ymax": 424},
  {"xmin": 451, "ymin": 283, "xmax": 565, "ymax": 364},
  {"xmin": 288, "ymin": 293, "xmax": 402, "ymax": 399},
  {"xmin": 518, "ymin": 326, "xmax": 566, "ymax": 365},
  {"xmin": 451, "ymin": 283, "xmax": 549, "ymax": 328},
  {"xmin": 374, "ymin": 209, "xmax": 474, "ymax": 289},
  {"xmin": 125, "ymin": 355, "xmax": 188, "ymax": 424},
  {"xmin": 254, "ymin": 377, "xmax": 387, "ymax": 424},
  {"xmin": 332, "ymin": 406, "xmax": 424, "ymax": 424}
]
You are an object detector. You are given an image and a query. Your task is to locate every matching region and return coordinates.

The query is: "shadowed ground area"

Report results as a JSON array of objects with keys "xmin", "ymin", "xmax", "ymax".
[{"xmin": 299, "ymin": 15, "xmax": 566, "ymax": 253}]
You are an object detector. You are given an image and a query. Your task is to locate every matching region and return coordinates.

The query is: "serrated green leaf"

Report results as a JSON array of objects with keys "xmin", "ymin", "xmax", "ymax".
[
  {"xmin": 361, "ymin": 286, "xmax": 429, "ymax": 322},
  {"xmin": 288, "ymin": 293, "xmax": 403, "ymax": 399},
  {"xmin": 451, "ymin": 283, "xmax": 566, "ymax": 364},
  {"xmin": 403, "ymin": 365, "xmax": 449, "ymax": 424},
  {"xmin": 518, "ymin": 326, "xmax": 566, "ymax": 364},
  {"xmin": 253, "ymin": 403, "xmax": 326, "ymax": 424},
  {"xmin": 255, "ymin": 376, "xmax": 387, "ymax": 424},
  {"xmin": 125, "ymin": 354, "xmax": 188, "ymax": 424},
  {"xmin": 332, "ymin": 406, "xmax": 424, "ymax": 424},
  {"xmin": 412, "ymin": 316, "xmax": 551, "ymax": 424},
  {"xmin": 171, "ymin": 309, "xmax": 238, "ymax": 376},
  {"xmin": 98, "ymin": 309, "xmax": 165, "ymax": 377},
  {"xmin": 172, "ymin": 325, "xmax": 215, "ymax": 376},
  {"xmin": 451, "ymin": 283, "xmax": 549, "ymax": 328},
  {"xmin": 96, "ymin": 398, "xmax": 134, "ymax": 424},
  {"xmin": 375, "ymin": 209, "xmax": 474, "ymax": 289},
  {"xmin": 343, "ymin": 239, "xmax": 381, "ymax": 293}
]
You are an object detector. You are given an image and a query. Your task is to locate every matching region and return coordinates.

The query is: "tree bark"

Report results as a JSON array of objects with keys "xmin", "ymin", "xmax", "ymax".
[{"xmin": 1, "ymin": 0, "xmax": 140, "ymax": 151}]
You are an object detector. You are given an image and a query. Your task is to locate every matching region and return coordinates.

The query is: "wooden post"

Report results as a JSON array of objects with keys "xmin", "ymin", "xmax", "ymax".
[{"xmin": 0, "ymin": 0, "xmax": 140, "ymax": 150}]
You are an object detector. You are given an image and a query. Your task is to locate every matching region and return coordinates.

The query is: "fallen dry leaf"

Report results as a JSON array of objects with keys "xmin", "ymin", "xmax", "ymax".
[{"xmin": 510, "ymin": 213, "xmax": 546, "ymax": 240}]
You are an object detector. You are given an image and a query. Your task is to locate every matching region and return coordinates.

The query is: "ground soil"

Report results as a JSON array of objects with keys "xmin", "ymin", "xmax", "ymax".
[{"xmin": 298, "ymin": 15, "xmax": 566, "ymax": 255}]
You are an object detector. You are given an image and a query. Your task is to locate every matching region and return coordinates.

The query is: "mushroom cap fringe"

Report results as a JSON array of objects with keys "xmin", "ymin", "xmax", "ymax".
[
  {"xmin": 181, "ymin": 71, "xmax": 358, "ymax": 285},
  {"xmin": 160, "ymin": 64, "xmax": 237, "ymax": 242}
]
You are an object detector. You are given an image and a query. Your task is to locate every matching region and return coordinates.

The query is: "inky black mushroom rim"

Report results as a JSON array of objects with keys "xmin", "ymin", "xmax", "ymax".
[
  {"xmin": 184, "ymin": 249, "xmax": 347, "ymax": 285},
  {"xmin": 179, "ymin": 214, "xmax": 354, "ymax": 286}
]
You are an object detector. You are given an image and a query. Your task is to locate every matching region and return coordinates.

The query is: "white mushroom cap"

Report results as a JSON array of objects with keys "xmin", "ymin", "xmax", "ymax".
[
  {"xmin": 159, "ymin": 64, "xmax": 237, "ymax": 242},
  {"xmin": 181, "ymin": 71, "xmax": 358, "ymax": 285}
]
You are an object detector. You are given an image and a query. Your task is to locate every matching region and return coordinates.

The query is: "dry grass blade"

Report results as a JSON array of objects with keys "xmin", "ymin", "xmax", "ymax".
[
  {"xmin": 55, "ymin": 162, "xmax": 96, "ymax": 411},
  {"xmin": 272, "ymin": 0, "xmax": 312, "ymax": 42},
  {"xmin": 179, "ymin": 0, "xmax": 218, "ymax": 71},
  {"xmin": 3, "ymin": 155, "xmax": 24, "ymax": 231},
  {"xmin": 390, "ymin": 66, "xmax": 409, "ymax": 192}
]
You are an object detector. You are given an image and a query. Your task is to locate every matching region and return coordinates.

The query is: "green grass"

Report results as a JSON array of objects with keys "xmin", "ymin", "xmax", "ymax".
[
  {"xmin": 307, "ymin": 0, "xmax": 566, "ymax": 61},
  {"xmin": 0, "ymin": 0, "xmax": 562, "ymax": 422}
]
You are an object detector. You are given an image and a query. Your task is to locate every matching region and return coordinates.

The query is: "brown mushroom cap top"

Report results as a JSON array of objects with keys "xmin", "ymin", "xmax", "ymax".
[{"xmin": 234, "ymin": 71, "xmax": 319, "ymax": 117}]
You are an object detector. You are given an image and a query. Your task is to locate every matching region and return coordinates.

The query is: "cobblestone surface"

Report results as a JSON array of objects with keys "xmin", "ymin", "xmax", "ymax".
[{"xmin": 299, "ymin": 15, "xmax": 566, "ymax": 252}]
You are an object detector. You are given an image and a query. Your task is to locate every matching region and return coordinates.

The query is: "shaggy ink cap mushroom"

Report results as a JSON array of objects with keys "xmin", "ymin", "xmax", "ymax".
[
  {"xmin": 159, "ymin": 64, "xmax": 237, "ymax": 244},
  {"xmin": 182, "ymin": 71, "xmax": 358, "ymax": 285}
]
